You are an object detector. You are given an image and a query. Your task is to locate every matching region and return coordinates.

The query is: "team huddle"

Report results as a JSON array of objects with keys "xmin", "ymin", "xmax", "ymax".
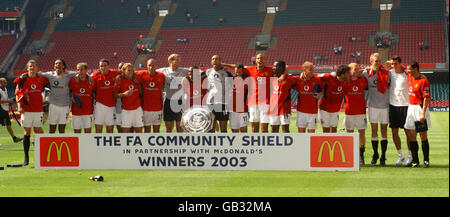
[{"xmin": 8, "ymin": 52, "xmax": 431, "ymax": 168}]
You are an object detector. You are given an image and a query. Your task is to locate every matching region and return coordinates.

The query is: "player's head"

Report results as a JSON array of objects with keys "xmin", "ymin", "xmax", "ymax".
[
  {"xmin": 76, "ymin": 62, "xmax": 88, "ymax": 75},
  {"xmin": 121, "ymin": 63, "xmax": 134, "ymax": 78},
  {"xmin": 26, "ymin": 59, "xmax": 38, "ymax": 74},
  {"xmin": 168, "ymin": 54, "xmax": 180, "ymax": 68},
  {"xmin": 235, "ymin": 64, "xmax": 245, "ymax": 77},
  {"xmin": 147, "ymin": 58, "xmax": 157, "ymax": 73},
  {"xmin": 54, "ymin": 58, "xmax": 66, "ymax": 72},
  {"xmin": 273, "ymin": 60, "xmax": 287, "ymax": 77},
  {"xmin": 348, "ymin": 62, "xmax": 361, "ymax": 77},
  {"xmin": 407, "ymin": 61, "xmax": 420, "ymax": 77},
  {"xmin": 187, "ymin": 66, "xmax": 199, "ymax": 81},
  {"xmin": 336, "ymin": 64, "xmax": 350, "ymax": 82},
  {"xmin": 255, "ymin": 53, "xmax": 265, "ymax": 67},
  {"xmin": 0, "ymin": 77, "xmax": 6, "ymax": 87},
  {"xmin": 118, "ymin": 62, "xmax": 125, "ymax": 74},
  {"xmin": 211, "ymin": 55, "xmax": 222, "ymax": 68},
  {"xmin": 302, "ymin": 61, "xmax": 314, "ymax": 78},
  {"xmin": 370, "ymin": 53, "xmax": 381, "ymax": 69},
  {"xmin": 390, "ymin": 55, "xmax": 402, "ymax": 70},
  {"xmin": 99, "ymin": 58, "xmax": 110, "ymax": 74}
]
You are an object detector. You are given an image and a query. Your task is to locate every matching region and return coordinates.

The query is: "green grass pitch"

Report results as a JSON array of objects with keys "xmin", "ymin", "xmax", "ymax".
[{"xmin": 0, "ymin": 112, "xmax": 448, "ymax": 197}]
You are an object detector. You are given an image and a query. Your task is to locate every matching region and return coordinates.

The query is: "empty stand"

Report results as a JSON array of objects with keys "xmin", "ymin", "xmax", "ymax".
[
  {"xmin": 162, "ymin": 0, "xmax": 264, "ymax": 28},
  {"xmin": 151, "ymin": 26, "xmax": 261, "ymax": 67},
  {"xmin": 0, "ymin": 35, "xmax": 16, "ymax": 62},
  {"xmin": 274, "ymin": 0, "xmax": 379, "ymax": 25},
  {"xmin": 29, "ymin": 29, "xmax": 148, "ymax": 71},
  {"xmin": 390, "ymin": 0, "xmax": 445, "ymax": 23},
  {"xmin": 390, "ymin": 22, "xmax": 446, "ymax": 64},
  {"xmin": 265, "ymin": 24, "xmax": 379, "ymax": 66}
]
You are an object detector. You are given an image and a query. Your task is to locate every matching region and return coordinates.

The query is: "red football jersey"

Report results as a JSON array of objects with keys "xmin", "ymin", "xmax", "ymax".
[
  {"xmin": 182, "ymin": 76, "xmax": 208, "ymax": 110},
  {"xmin": 244, "ymin": 66, "xmax": 273, "ymax": 106},
  {"xmin": 343, "ymin": 77, "xmax": 368, "ymax": 115},
  {"xmin": 14, "ymin": 75, "xmax": 49, "ymax": 112},
  {"xmin": 114, "ymin": 77, "xmax": 141, "ymax": 110},
  {"xmin": 230, "ymin": 75, "xmax": 248, "ymax": 113},
  {"xmin": 295, "ymin": 75, "xmax": 323, "ymax": 114},
  {"xmin": 407, "ymin": 73, "xmax": 431, "ymax": 105},
  {"xmin": 137, "ymin": 70, "xmax": 165, "ymax": 111},
  {"xmin": 92, "ymin": 70, "xmax": 119, "ymax": 107},
  {"xmin": 268, "ymin": 75, "xmax": 297, "ymax": 116},
  {"xmin": 69, "ymin": 78, "xmax": 95, "ymax": 116},
  {"xmin": 318, "ymin": 73, "xmax": 346, "ymax": 113}
]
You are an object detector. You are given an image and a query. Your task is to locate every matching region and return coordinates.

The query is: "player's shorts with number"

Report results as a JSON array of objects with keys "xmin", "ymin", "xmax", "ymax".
[
  {"xmin": 318, "ymin": 109, "xmax": 339, "ymax": 128},
  {"xmin": 48, "ymin": 104, "xmax": 70, "ymax": 125},
  {"xmin": 343, "ymin": 114, "xmax": 367, "ymax": 130},
  {"xmin": 368, "ymin": 107, "xmax": 389, "ymax": 124},
  {"xmin": 229, "ymin": 112, "xmax": 248, "ymax": 129},
  {"xmin": 21, "ymin": 112, "xmax": 43, "ymax": 128},
  {"xmin": 94, "ymin": 102, "xmax": 115, "ymax": 126},
  {"xmin": 72, "ymin": 115, "xmax": 92, "ymax": 130},
  {"xmin": 404, "ymin": 104, "xmax": 431, "ymax": 130},
  {"xmin": 248, "ymin": 104, "xmax": 269, "ymax": 123},
  {"xmin": 143, "ymin": 110, "xmax": 162, "ymax": 126},
  {"xmin": 296, "ymin": 111, "xmax": 318, "ymax": 129},
  {"xmin": 121, "ymin": 107, "xmax": 144, "ymax": 128},
  {"xmin": 269, "ymin": 113, "xmax": 291, "ymax": 125}
]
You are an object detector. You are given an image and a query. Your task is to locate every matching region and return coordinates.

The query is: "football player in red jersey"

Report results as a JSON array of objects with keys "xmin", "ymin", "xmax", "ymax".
[
  {"xmin": 14, "ymin": 60, "xmax": 49, "ymax": 166},
  {"xmin": 224, "ymin": 53, "xmax": 273, "ymax": 133},
  {"xmin": 268, "ymin": 61, "xmax": 297, "ymax": 133},
  {"xmin": 182, "ymin": 66, "xmax": 208, "ymax": 111},
  {"xmin": 295, "ymin": 62, "xmax": 323, "ymax": 133},
  {"xmin": 69, "ymin": 62, "xmax": 95, "ymax": 134},
  {"xmin": 92, "ymin": 59, "xmax": 119, "ymax": 133},
  {"xmin": 343, "ymin": 63, "xmax": 368, "ymax": 164},
  {"xmin": 229, "ymin": 64, "xmax": 249, "ymax": 133},
  {"xmin": 404, "ymin": 61, "xmax": 431, "ymax": 168},
  {"xmin": 137, "ymin": 59, "xmax": 165, "ymax": 133},
  {"xmin": 317, "ymin": 64, "xmax": 350, "ymax": 133},
  {"xmin": 114, "ymin": 63, "xmax": 143, "ymax": 133}
]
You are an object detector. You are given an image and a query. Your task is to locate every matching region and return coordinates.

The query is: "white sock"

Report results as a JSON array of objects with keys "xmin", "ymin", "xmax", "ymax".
[{"xmin": 397, "ymin": 149, "xmax": 404, "ymax": 157}]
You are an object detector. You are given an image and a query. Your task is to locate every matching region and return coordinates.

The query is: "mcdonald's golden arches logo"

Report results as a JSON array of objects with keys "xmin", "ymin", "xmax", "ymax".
[
  {"xmin": 40, "ymin": 137, "xmax": 79, "ymax": 167},
  {"xmin": 310, "ymin": 136, "xmax": 353, "ymax": 168}
]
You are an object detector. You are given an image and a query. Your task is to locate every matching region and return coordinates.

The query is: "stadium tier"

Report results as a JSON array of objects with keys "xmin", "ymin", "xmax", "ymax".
[
  {"xmin": 265, "ymin": 23, "xmax": 379, "ymax": 66},
  {"xmin": 34, "ymin": 0, "xmax": 155, "ymax": 32},
  {"xmin": 390, "ymin": 0, "xmax": 445, "ymax": 23},
  {"xmin": 152, "ymin": 26, "xmax": 261, "ymax": 68},
  {"xmin": 27, "ymin": 29, "xmax": 148, "ymax": 70},
  {"xmin": 161, "ymin": 0, "xmax": 264, "ymax": 28},
  {"xmin": 389, "ymin": 22, "xmax": 446, "ymax": 64},
  {"xmin": 274, "ymin": 0, "xmax": 379, "ymax": 25},
  {"xmin": 0, "ymin": 35, "xmax": 16, "ymax": 62}
]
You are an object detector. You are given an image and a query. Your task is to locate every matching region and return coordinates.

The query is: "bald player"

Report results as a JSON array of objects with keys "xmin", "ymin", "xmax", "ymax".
[
  {"xmin": 343, "ymin": 63, "xmax": 368, "ymax": 165},
  {"xmin": 158, "ymin": 54, "xmax": 189, "ymax": 132},
  {"xmin": 137, "ymin": 58, "xmax": 165, "ymax": 133},
  {"xmin": 205, "ymin": 55, "xmax": 233, "ymax": 132},
  {"xmin": 295, "ymin": 62, "xmax": 323, "ymax": 133}
]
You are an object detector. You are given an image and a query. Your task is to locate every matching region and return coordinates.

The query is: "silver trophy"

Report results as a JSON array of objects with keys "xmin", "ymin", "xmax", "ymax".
[{"xmin": 181, "ymin": 106, "xmax": 215, "ymax": 133}]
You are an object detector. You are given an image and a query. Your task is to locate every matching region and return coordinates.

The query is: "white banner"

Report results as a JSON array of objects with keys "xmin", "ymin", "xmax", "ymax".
[{"xmin": 34, "ymin": 133, "xmax": 359, "ymax": 171}]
